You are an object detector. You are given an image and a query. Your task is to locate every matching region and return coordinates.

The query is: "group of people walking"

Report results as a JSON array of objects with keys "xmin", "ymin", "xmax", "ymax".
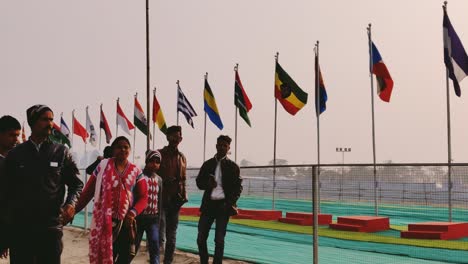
[{"xmin": 0, "ymin": 104, "xmax": 243, "ymax": 264}]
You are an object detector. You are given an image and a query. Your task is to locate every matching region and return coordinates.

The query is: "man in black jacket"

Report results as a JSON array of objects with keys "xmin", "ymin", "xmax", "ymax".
[
  {"xmin": 196, "ymin": 135, "xmax": 242, "ymax": 264},
  {"xmin": 4, "ymin": 105, "xmax": 83, "ymax": 264},
  {"xmin": 0, "ymin": 115, "xmax": 21, "ymax": 259}
]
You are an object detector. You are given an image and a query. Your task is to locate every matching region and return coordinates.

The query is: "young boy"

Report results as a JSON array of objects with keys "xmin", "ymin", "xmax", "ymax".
[{"xmin": 134, "ymin": 149, "xmax": 163, "ymax": 264}]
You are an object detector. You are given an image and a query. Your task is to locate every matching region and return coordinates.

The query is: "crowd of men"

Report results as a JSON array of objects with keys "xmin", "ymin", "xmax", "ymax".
[{"xmin": 0, "ymin": 104, "xmax": 243, "ymax": 264}]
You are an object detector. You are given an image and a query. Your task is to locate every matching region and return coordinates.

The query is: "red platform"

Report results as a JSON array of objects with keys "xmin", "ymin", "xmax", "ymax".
[
  {"xmin": 278, "ymin": 212, "xmax": 332, "ymax": 226},
  {"xmin": 179, "ymin": 207, "xmax": 201, "ymax": 216},
  {"xmin": 329, "ymin": 216, "xmax": 390, "ymax": 232},
  {"xmin": 401, "ymin": 222, "xmax": 468, "ymax": 240},
  {"xmin": 231, "ymin": 209, "xmax": 283, "ymax": 221}
]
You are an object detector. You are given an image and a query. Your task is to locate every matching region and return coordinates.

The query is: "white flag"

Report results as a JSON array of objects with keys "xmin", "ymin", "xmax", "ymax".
[{"xmin": 86, "ymin": 107, "xmax": 98, "ymax": 147}]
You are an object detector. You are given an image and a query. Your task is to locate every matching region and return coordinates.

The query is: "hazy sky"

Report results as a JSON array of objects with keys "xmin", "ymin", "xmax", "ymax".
[{"xmin": 2, "ymin": 0, "xmax": 468, "ymax": 167}]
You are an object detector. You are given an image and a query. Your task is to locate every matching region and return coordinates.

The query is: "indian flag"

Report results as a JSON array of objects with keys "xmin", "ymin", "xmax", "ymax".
[
  {"xmin": 153, "ymin": 94, "xmax": 167, "ymax": 134},
  {"xmin": 134, "ymin": 97, "xmax": 149, "ymax": 136}
]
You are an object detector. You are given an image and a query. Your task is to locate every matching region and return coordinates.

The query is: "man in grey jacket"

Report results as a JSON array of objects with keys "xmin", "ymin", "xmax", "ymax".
[{"xmin": 4, "ymin": 105, "xmax": 83, "ymax": 264}]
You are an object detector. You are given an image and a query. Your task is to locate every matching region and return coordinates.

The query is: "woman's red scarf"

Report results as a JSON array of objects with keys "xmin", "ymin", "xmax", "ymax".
[{"xmin": 88, "ymin": 158, "xmax": 139, "ymax": 264}]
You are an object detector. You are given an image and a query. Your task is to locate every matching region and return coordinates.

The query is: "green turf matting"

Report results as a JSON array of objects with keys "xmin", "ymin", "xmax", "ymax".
[{"xmin": 71, "ymin": 194, "xmax": 468, "ymax": 263}]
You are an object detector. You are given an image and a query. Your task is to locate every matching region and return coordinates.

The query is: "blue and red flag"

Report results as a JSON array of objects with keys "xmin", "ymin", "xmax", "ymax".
[
  {"xmin": 315, "ymin": 54, "xmax": 328, "ymax": 115},
  {"xmin": 370, "ymin": 42, "xmax": 393, "ymax": 102}
]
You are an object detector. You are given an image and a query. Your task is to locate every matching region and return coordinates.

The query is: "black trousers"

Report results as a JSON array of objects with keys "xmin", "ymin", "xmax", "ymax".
[
  {"xmin": 9, "ymin": 227, "xmax": 63, "ymax": 264},
  {"xmin": 197, "ymin": 199, "xmax": 230, "ymax": 264},
  {"xmin": 113, "ymin": 223, "xmax": 133, "ymax": 264}
]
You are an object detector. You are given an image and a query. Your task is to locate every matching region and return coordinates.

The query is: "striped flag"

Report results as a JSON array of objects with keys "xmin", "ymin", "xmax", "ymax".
[
  {"xmin": 234, "ymin": 70, "xmax": 252, "ymax": 126},
  {"xmin": 86, "ymin": 107, "xmax": 97, "ymax": 147},
  {"xmin": 177, "ymin": 83, "xmax": 197, "ymax": 128},
  {"xmin": 153, "ymin": 93, "xmax": 167, "ymax": 134},
  {"xmin": 117, "ymin": 100, "xmax": 135, "ymax": 136},
  {"xmin": 443, "ymin": 7, "xmax": 468, "ymax": 97},
  {"xmin": 100, "ymin": 107, "xmax": 112, "ymax": 144},
  {"xmin": 275, "ymin": 62, "xmax": 308, "ymax": 115},
  {"xmin": 134, "ymin": 96, "xmax": 149, "ymax": 136},
  {"xmin": 60, "ymin": 116, "xmax": 72, "ymax": 143},
  {"xmin": 204, "ymin": 78, "xmax": 223, "ymax": 130}
]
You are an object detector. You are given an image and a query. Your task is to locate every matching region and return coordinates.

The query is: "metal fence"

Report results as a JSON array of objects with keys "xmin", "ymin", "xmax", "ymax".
[
  {"xmin": 77, "ymin": 163, "xmax": 468, "ymax": 223},
  {"xmin": 189, "ymin": 163, "xmax": 468, "ymax": 212}
]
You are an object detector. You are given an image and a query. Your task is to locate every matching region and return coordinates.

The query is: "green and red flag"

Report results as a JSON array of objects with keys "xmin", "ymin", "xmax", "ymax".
[{"xmin": 234, "ymin": 70, "xmax": 252, "ymax": 126}]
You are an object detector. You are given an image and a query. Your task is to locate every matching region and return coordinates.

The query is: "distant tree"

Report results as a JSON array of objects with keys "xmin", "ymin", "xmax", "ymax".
[{"xmin": 268, "ymin": 159, "xmax": 294, "ymax": 178}]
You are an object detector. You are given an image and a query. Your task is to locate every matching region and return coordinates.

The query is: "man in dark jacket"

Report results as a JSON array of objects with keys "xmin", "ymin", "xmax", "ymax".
[
  {"xmin": 196, "ymin": 135, "xmax": 242, "ymax": 264},
  {"xmin": 158, "ymin": 125, "xmax": 187, "ymax": 264},
  {"xmin": 0, "ymin": 115, "xmax": 21, "ymax": 258},
  {"xmin": 4, "ymin": 105, "xmax": 83, "ymax": 264}
]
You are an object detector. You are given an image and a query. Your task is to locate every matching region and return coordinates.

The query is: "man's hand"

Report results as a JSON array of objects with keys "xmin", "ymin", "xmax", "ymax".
[
  {"xmin": 61, "ymin": 204, "xmax": 75, "ymax": 225},
  {"xmin": 208, "ymin": 174, "xmax": 217, "ymax": 188}
]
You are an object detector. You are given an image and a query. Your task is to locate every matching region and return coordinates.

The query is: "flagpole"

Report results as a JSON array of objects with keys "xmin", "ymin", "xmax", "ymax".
[
  {"xmin": 60, "ymin": 112, "xmax": 64, "ymax": 145},
  {"xmin": 133, "ymin": 93, "xmax": 138, "ymax": 162},
  {"xmin": 273, "ymin": 52, "xmax": 279, "ymax": 210},
  {"xmin": 443, "ymin": 1, "xmax": 453, "ymax": 222},
  {"xmin": 176, "ymin": 80, "xmax": 180, "ymax": 126},
  {"xmin": 203, "ymin": 73, "xmax": 208, "ymax": 162},
  {"xmin": 234, "ymin": 64, "xmax": 239, "ymax": 163},
  {"xmin": 145, "ymin": 0, "xmax": 151, "ymax": 152},
  {"xmin": 368, "ymin": 23, "xmax": 379, "ymax": 216},
  {"xmin": 71, "ymin": 110, "xmax": 75, "ymax": 149},
  {"xmin": 153, "ymin": 88, "xmax": 156, "ymax": 150},
  {"xmin": 84, "ymin": 116, "xmax": 88, "ymax": 230},
  {"xmin": 313, "ymin": 42, "xmax": 320, "ymax": 264},
  {"xmin": 84, "ymin": 130, "xmax": 88, "ymax": 230},
  {"xmin": 315, "ymin": 41, "xmax": 322, "ymax": 215},
  {"xmin": 99, "ymin": 104, "xmax": 102, "ymax": 151},
  {"xmin": 116, "ymin": 98, "xmax": 119, "ymax": 137}
]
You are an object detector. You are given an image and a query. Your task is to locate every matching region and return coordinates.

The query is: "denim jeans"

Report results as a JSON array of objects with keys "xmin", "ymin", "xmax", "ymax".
[
  {"xmin": 161, "ymin": 205, "xmax": 180, "ymax": 264},
  {"xmin": 135, "ymin": 216, "xmax": 160, "ymax": 264},
  {"xmin": 197, "ymin": 200, "xmax": 230, "ymax": 264}
]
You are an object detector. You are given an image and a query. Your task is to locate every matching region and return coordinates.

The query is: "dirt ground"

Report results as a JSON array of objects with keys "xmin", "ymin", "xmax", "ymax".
[{"xmin": 0, "ymin": 226, "xmax": 250, "ymax": 264}]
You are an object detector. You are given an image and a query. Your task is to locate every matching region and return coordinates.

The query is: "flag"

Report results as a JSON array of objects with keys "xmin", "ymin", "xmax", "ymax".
[
  {"xmin": 86, "ymin": 108, "xmax": 97, "ymax": 147},
  {"xmin": 117, "ymin": 101, "xmax": 135, "ymax": 136},
  {"xmin": 50, "ymin": 122, "xmax": 71, "ymax": 148},
  {"xmin": 100, "ymin": 107, "xmax": 112, "ymax": 144},
  {"xmin": 443, "ymin": 8, "xmax": 468, "ymax": 97},
  {"xmin": 153, "ymin": 94, "xmax": 167, "ymax": 134},
  {"xmin": 315, "ymin": 54, "xmax": 328, "ymax": 115},
  {"xmin": 73, "ymin": 116, "xmax": 89, "ymax": 143},
  {"xmin": 370, "ymin": 41, "xmax": 393, "ymax": 102},
  {"xmin": 60, "ymin": 116, "xmax": 72, "ymax": 143},
  {"xmin": 21, "ymin": 123, "xmax": 27, "ymax": 143},
  {"xmin": 234, "ymin": 71, "xmax": 252, "ymax": 126},
  {"xmin": 177, "ymin": 84, "xmax": 197, "ymax": 128},
  {"xmin": 204, "ymin": 79, "xmax": 223, "ymax": 130},
  {"xmin": 275, "ymin": 62, "xmax": 308, "ymax": 115},
  {"xmin": 134, "ymin": 97, "xmax": 149, "ymax": 136}
]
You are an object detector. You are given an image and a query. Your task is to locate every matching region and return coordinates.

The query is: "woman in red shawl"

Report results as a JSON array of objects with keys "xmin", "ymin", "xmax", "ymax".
[{"xmin": 75, "ymin": 136, "xmax": 148, "ymax": 264}]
